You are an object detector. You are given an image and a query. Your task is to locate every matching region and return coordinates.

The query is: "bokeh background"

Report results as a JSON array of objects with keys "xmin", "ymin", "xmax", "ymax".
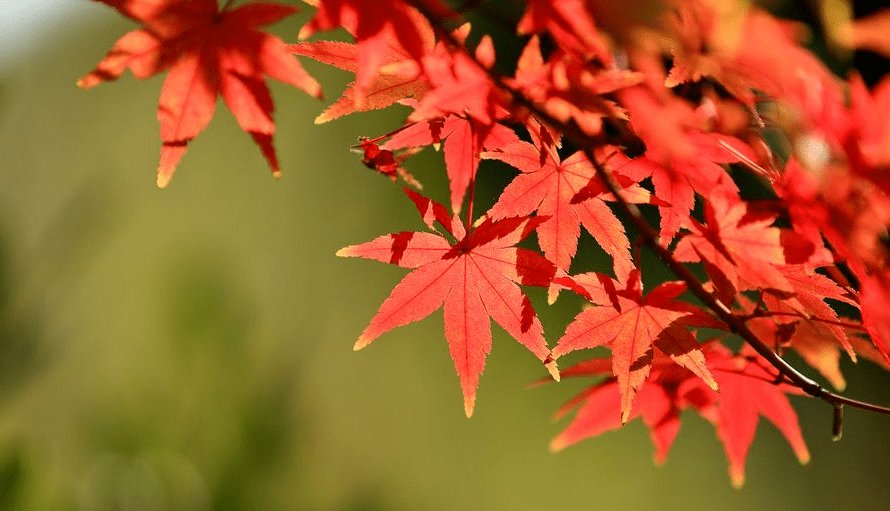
[{"xmin": 1, "ymin": 1, "xmax": 890, "ymax": 510}]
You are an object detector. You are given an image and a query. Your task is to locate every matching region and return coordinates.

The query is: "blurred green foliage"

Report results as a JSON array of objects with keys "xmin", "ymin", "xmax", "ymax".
[{"xmin": 0, "ymin": 1, "xmax": 888, "ymax": 510}]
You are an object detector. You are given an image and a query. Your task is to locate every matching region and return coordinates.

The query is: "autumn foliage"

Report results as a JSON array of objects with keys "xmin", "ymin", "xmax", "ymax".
[{"xmin": 82, "ymin": 0, "xmax": 890, "ymax": 487}]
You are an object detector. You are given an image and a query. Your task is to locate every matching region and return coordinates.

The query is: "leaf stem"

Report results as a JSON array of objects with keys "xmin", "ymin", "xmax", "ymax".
[{"xmin": 403, "ymin": 0, "xmax": 890, "ymax": 418}]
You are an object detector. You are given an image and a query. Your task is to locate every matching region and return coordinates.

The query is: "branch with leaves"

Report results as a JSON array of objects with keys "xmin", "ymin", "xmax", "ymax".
[{"xmin": 80, "ymin": 0, "xmax": 890, "ymax": 487}]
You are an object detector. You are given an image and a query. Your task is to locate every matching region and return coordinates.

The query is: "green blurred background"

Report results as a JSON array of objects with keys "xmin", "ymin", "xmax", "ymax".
[{"xmin": 1, "ymin": 1, "xmax": 889, "ymax": 510}]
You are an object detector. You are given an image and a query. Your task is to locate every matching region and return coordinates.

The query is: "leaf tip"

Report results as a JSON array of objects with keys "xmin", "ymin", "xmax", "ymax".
[
  {"xmin": 547, "ymin": 285, "xmax": 559, "ymax": 305},
  {"xmin": 353, "ymin": 336, "xmax": 371, "ymax": 351},
  {"xmin": 156, "ymin": 172, "xmax": 172, "ymax": 189},
  {"xmin": 730, "ymin": 470, "xmax": 745, "ymax": 490},
  {"xmin": 157, "ymin": 142, "xmax": 186, "ymax": 189},
  {"xmin": 796, "ymin": 445, "xmax": 811, "ymax": 465},
  {"xmin": 308, "ymin": 83, "xmax": 324, "ymax": 100},
  {"xmin": 76, "ymin": 72, "xmax": 102, "ymax": 89},
  {"xmin": 335, "ymin": 246, "xmax": 353, "ymax": 257},
  {"xmin": 549, "ymin": 437, "xmax": 567, "ymax": 452},
  {"xmin": 463, "ymin": 395, "xmax": 476, "ymax": 418}
]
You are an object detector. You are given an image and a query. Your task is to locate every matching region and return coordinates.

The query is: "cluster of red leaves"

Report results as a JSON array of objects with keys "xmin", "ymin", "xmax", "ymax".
[
  {"xmin": 543, "ymin": 343, "xmax": 810, "ymax": 489},
  {"xmin": 83, "ymin": 0, "xmax": 890, "ymax": 486}
]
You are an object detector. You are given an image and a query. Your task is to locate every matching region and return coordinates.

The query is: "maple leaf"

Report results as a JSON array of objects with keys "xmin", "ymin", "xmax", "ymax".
[
  {"xmin": 743, "ymin": 267, "xmax": 858, "ymax": 392},
  {"xmin": 289, "ymin": 6, "xmax": 435, "ymax": 122},
  {"xmin": 548, "ymin": 343, "xmax": 808, "ymax": 486},
  {"xmin": 383, "ymin": 115, "xmax": 520, "ymax": 214},
  {"xmin": 705, "ymin": 346, "xmax": 810, "ymax": 488},
  {"xmin": 606, "ymin": 124, "xmax": 740, "ymax": 245},
  {"xmin": 550, "ymin": 374, "xmax": 684, "ymax": 462},
  {"xmin": 509, "ymin": 37, "xmax": 642, "ymax": 137},
  {"xmin": 79, "ymin": 0, "xmax": 321, "ymax": 187},
  {"xmin": 665, "ymin": 5, "xmax": 845, "ymax": 138},
  {"xmin": 337, "ymin": 189, "xmax": 559, "ymax": 417},
  {"xmin": 517, "ymin": 0, "xmax": 612, "ymax": 62},
  {"xmin": 299, "ymin": 0, "xmax": 452, "ymax": 94},
  {"xmin": 545, "ymin": 350, "xmax": 719, "ymax": 457},
  {"xmin": 409, "ymin": 32, "xmax": 506, "ymax": 125},
  {"xmin": 551, "ymin": 271, "xmax": 717, "ymax": 422},
  {"xmin": 549, "ymin": 356, "xmax": 721, "ymax": 465},
  {"xmin": 674, "ymin": 194, "xmax": 792, "ymax": 294},
  {"xmin": 859, "ymin": 275, "xmax": 890, "ymax": 365},
  {"xmin": 289, "ymin": 39, "xmax": 429, "ymax": 123},
  {"xmin": 778, "ymin": 158, "xmax": 890, "ymax": 278},
  {"xmin": 749, "ymin": 317, "xmax": 848, "ymax": 391},
  {"xmin": 847, "ymin": 73, "xmax": 890, "ymax": 177},
  {"xmin": 774, "ymin": 162, "xmax": 890, "ymax": 364},
  {"xmin": 482, "ymin": 140, "xmax": 640, "ymax": 281}
]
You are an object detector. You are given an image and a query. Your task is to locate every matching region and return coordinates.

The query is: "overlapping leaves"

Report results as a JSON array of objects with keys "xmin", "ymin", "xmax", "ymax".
[{"xmin": 83, "ymin": 0, "xmax": 890, "ymax": 487}]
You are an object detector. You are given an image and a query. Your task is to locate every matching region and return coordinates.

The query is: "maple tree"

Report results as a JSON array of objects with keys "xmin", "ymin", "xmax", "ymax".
[{"xmin": 81, "ymin": 0, "xmax": 890, "ymax": 487}]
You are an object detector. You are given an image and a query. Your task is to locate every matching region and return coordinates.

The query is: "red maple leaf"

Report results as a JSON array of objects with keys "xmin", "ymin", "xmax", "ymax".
[
  {"xmin": 705, "ymin": 346, "xmax": 810, "ymax": 488},
  {"xmin": 517, "ymin": 0, "xmax": 611, "ymax": 61},
  {"xmin": 383, "ymin": 115, "xmax": 520, "ymax": 214},
  {"xmin": 509, "ymin": 37, "xmax": 642, "ymax": 136},
  {"xmin": 847, "ymin": 73, "xmax": 890, "ymax": 182},
  {"xmin": 289, "ymin": 6, "xmax": 435, "ymax": 122},
  {"xmin": 482, "ymin": 138, "xmax": 646, "ymax": 281},
  {"xmin": 607, "ymin": 127, "xmax": 740, "ymax": 245},
  {"xmin": 299, "ymin": 0, "xmax": 451, "ymax": 97},
  {"xmin": 747, "ymin": 316, "xmax": 849, "ymax": 391},
  {"xmin": 665, "ymin": 6, "xmax": 845, "ymax": 139},
  {"xmin": 548, "ymin": 357, "xmax": 716, "ymax": 464},
  {"xmin": 551, "ymin": 271, "xmax": 717, "ymax": 422},
  {"xmin": 78, "ymin": 0, "xmax": 322, "ymax": 187},
  {"xmin": 546, "ymin": 343, "xmax": 808, "ymax": 487},
  {"xmin": 761, "ymin": 265, "xmax": 860, "ymax": 367},
  {"xmin": 674, "ymin": 194, "xmax": 792, "ymax": 294},
  {"xmin": 859, "ymin": 275, "xmax": 890, "ymax": 364},
  {"xmin": 337, "ymin": 189, "xmax": 559, "ymax": 416},
  {"xmin": 409, "ymin": 32, "xmax": 507, "ymax": 125}
]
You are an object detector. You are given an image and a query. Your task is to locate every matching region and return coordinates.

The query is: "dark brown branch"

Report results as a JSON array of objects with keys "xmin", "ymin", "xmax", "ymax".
[{"xmin": 403, "ymin": 0, "xmax": 890, "ymax": 418}]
